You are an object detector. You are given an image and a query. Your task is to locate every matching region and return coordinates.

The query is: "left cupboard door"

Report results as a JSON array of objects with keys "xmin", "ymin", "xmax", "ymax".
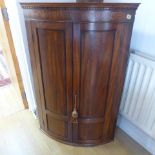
[{"xmin": 30, "ymin": 21, "xmax": 73, "ymax": 142}]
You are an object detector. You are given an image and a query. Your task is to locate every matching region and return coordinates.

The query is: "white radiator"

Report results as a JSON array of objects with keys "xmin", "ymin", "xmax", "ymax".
[{"xmin": 120, "ymin": 52, "xmax": 155, "ymax": 139}]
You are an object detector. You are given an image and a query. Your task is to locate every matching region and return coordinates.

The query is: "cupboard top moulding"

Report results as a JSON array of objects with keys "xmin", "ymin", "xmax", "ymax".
[{"xmin": 21, "ymin": 2, "xmax": 139, "ymax": 23}]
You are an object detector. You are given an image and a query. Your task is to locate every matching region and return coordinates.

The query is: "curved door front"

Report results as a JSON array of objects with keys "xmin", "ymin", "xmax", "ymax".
[{"xmin": 31, "ymin": 21, "xmax": 73, "ymax": 142}]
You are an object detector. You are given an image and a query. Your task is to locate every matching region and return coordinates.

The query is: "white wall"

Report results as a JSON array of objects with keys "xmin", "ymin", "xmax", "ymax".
[
  {"xmin": 105, "ymin": 0, "xmax": 155, "ymax": 57},
  {"xmin": 5, "ymin": 0, "xmax": 37, "ymax": 113},
  {"xmin": 131, "ymin": 0, "xmax": 155, "ymax": 58}
]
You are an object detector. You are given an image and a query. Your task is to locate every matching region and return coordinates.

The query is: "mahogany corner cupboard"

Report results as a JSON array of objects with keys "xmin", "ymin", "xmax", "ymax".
[{"xmin": 21, "ymin": 1, "xmax": 139, "ymax": 146}]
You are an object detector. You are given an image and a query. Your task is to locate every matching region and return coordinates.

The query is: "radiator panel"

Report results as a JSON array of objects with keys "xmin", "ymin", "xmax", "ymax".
[{"xmin": 120, "ymin": 53, "xmax": 155, "ymax": 139}]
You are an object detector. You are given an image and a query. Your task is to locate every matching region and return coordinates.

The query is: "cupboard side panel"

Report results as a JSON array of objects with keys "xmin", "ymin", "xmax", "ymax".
[
  {"xmin": 103, "ymin": 23, "xmax": 134, "ymax": 141},
  {"xmin": 25, "ymin": 20, "xmax": 44, "ymax": 129}
]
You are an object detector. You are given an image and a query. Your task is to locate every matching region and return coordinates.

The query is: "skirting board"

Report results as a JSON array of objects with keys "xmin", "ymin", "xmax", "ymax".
[{"xmin": 117, "ymin": 114, "xmax": 155, "ymax": 155}]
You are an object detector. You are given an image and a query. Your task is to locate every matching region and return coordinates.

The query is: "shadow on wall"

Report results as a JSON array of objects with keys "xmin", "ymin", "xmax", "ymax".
[
  {"xmin": 130, "ymin": 0, "xmax": 155, "ymax": 57},
  {"xmin": 131, "ymin": 31, "xmax": 155, "ymax": 59}
]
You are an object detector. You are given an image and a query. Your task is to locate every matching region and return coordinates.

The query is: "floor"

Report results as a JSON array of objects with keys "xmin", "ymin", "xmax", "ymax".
[
  {"xmin": 0, "ymin": 110, "xmax": 150, "ymax": 155},
  {"xmin": 0, "ymin": 47, "xmax": 24, "ymax": 118},
  {"xmin": 0, "ymin": 84, "xmax": 24, "ymax": 118},
  {"xmin": 0, "ymin": 48, "xmax": 11, "ymax": 87}
]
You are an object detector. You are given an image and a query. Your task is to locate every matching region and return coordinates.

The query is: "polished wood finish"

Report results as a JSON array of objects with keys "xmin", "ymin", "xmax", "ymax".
[
  {"xmin": 21, "ymin": 2, "xmax": 139, "ymax": 9},
  {"xmin": 21, "ymin": 1, "xmax": 139, "ymax": 146},
  {"xmin": 73, "ymin": 23, "xmax": 117, "ymax": 144},
  {"xmin": 31, "ymin": 21, "xmax": 73, "ymax": 141}
]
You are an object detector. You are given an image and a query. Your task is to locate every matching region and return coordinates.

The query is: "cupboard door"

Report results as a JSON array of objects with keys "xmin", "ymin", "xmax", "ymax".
[
  {"xmin": 31, "ymin": 22, "xmax": 73, "ymax": 141},
  {"xmin": 73, "ymin": 23, "xmax": 118, "ymax": 144}
]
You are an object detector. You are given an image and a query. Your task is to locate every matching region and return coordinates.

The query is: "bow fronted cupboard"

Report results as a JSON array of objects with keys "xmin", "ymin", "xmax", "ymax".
[{"xmin": 21, "ymin": 2, "xmax": 139, "ymax": 146}]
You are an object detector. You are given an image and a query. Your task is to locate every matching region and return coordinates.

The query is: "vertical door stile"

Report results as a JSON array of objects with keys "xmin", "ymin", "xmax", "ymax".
[
  {"xmin": 73, "ymin": 23, "xmax": 80, "ymax": 142},
  {"xmin": 31, "ymin": 22, "xmax": 48, "ymax": 132},
  {"xmin": 65, "ymin": 23, "xmax": 73, "ymax": 141}
]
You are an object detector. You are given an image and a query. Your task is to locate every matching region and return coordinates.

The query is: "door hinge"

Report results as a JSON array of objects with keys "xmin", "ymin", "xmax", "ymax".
[
  {"xmin": 22, "ymin": 91, "xmax": 27, "ymax": 100},
  {"xmin": 1, "ymin": 7, "xmax": 9, "ymax": 21},
  {"xmin": 32, "ymin": 33, "xmax": 34, "ymax": 43},
  {"xmin": 43, "ymin": 119, "xmax": 45, "ymax": 126}
]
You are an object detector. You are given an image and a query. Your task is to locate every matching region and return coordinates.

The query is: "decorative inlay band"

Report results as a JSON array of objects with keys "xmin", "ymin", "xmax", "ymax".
[{"xmin": 20, "ymin": 3, "xmax": 139, "ymax": 10}]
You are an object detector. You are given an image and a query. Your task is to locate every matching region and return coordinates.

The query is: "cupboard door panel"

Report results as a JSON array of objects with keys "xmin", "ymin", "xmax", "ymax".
[
  {"xmin": 32, "ymin": 22, "xmax": 72, "ymax": 141},
  {"xmin": 38, "ymin": 29, "xmax": 67, "ymax": 114},
  {"xmin": 78, "ymin": 122, "xmax": 103, "ymax": 141},
  {"xmin": 80, "ymin": 30, "xmax": 115, "ymax": 117},
  {"xmin": 46, "ymin": 114, "xmax": 68, "ymax": 138},
  {"xmin": 73, "ymin": 23, "xmax": 117, "ymax": 143}
]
